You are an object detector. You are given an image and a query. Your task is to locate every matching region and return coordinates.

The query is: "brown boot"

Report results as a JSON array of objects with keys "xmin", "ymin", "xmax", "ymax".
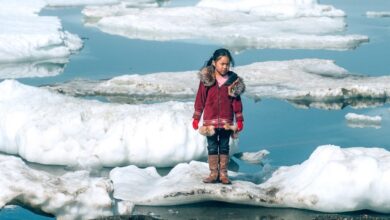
[
  {"xmin": 203, "ymin": 155, "xmax": 219, "ymax": 183},
  {"xmin": 219, "ymin": 154, "xmax": 231, "ymax": 184}
]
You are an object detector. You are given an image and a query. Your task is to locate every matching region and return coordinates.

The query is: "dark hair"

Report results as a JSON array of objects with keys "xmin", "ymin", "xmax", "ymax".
[{"xmin": 204, "ymin": 48, "xmax": 235, "ymax": 68}]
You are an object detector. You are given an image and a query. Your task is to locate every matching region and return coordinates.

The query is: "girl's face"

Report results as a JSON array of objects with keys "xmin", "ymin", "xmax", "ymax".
[{"xmin": 213, "ymin": 56, "xmax": 230, "ymax": 76}]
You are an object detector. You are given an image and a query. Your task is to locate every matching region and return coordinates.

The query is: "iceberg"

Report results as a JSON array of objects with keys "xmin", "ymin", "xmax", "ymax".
[
  {"xmin": 0, "ymin": 80, "xmax": 241, "ymax": 167},
  {"xmin": 82, "ymin": 1, "xmax": 368, "ymax": 51},
  {"xmin": 45, "ymin": 59, "xmax": 390, "ymax": 109},
  {"xmin": 345, "ymin": 113, "xmax": 382, "ymax": 129},
  {"xmin": 111, "ymin": 145, "xmax": 390, "ymax": 213},
  {"xmin": 0, "ymin": 153, "xmax": 117, "ymax": 219}
]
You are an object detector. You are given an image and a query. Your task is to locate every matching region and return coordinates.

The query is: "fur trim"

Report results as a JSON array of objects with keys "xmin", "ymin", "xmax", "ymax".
[
  {"xmin": 228, "ymin": 77, "xmax": 245, "ymax": 97},
  {"xmin": 199, "ymin": 125, "xmax": 215, "ymax": 136},
  {"xmin": 198, "ymin": 66, "xmax": 215, "ymax": 87}
]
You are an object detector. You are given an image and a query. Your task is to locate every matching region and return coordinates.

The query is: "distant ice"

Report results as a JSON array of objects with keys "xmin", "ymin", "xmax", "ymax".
[
  {"xmin": 82, "ymin": 1, "xmax": 368, "ymax": 51},
  {"xmin": 0, "ymin": 80, "xmax": 241, "ymax": 167},
  {"xmin": 197, "ymin": 0, "xmax": 345, "ymax": 18},
  {"xmin": 0, "ymin": 0, "xmax": 83, "ymax": 78},
  {"xmin": 0, "ymin": 154, "xmax": 117, "ymax": 219},
  {"xmin": 366, "ymin": 11, "xmax": 390, "ymax": 18},
  {"xmin": 111, "ymin": 145, "xmax": 390, "ymax": 213},
  {"xmin": 345, "ymin": 113, "xmax": 382, "ymax": 129},
  {"xmin": 45, "ymin": 59, "xmax": 390, "ymax": 109}
]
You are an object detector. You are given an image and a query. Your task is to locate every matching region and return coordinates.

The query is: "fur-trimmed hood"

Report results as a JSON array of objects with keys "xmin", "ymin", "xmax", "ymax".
[{"xmin": 198, "ymin": 67, "xmax": 245, "ymax": 97}]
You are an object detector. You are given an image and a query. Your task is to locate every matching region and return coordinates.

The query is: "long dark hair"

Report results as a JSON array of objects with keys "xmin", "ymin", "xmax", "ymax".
[{"xmin": 204, "ymin": 48, "xmax": 235, "ymax": 68}]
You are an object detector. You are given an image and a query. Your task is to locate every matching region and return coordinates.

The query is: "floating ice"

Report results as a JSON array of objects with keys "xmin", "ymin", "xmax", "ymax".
[
  {"xmin": 0, "ymin": 154, "xmax": 117, "ymax": 219},
  {"xmin": 366, "ymin": 11, "xmax": 390, "ymax": 18},
  {"xmin": 0, "ymin": 0, "xmax": 83, "ymax": 78},
  {"xmin": 345, "ymin": 113, "xmax": 382, "ymax": 129},
  {"xmin": 197, "ymin": 0, "xmax": 345, "ymax": 18},
  {"xmin": 111, "ymin": 145, "xmax": 390, "ymax": 213},
  {"xmin": 0, "ymin": 80, "xmax": 240, "ymax": 167},
  {"xmin": 82, "ymin": 1, "xmax": 367, "ymax": 51},
  {"xmin": 46, "ymin": 59, "xmax": 390, "ymax": 109}
]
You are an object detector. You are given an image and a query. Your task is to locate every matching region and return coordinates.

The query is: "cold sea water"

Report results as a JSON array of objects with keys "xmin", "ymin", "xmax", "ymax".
[{"xmin": 1, "ymin": 0, "xmax": 390, "ymax": 219}]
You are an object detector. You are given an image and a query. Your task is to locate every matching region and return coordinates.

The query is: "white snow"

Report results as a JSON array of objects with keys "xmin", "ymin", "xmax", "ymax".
[
  {"xmin": 111, "ymin": 145, "xmax": 390, "ymax": 213},
  {"xmin": 0, "ymin": 80, "xmax": 239, "ymax": 167},
  {"xmin": 366, "ymin": 11, "xmax": 390, "ymax": 18},
  {"xmin": 0, "ymin": 153, "xmax": 117, "ymax": 219},
  {"xmin": 345, "ymin": 113, "xmax": 382, "ymax": 129},
  {"xmin": 46, "ymin": 59, "xmax": 390, "ymax": 109},
  {"xmin": 82, "ymin": 1, "xmax": 367, "ymax": 51}
]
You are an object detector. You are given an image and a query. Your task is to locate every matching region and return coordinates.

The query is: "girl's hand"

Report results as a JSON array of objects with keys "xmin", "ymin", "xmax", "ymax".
[
  {"xmin": 237, "ymin": 121, "xmax": 243, "ymax": 132},
  {"xmin": 192, "ymin": 119, "xmax": 199, "ymax": 130}
]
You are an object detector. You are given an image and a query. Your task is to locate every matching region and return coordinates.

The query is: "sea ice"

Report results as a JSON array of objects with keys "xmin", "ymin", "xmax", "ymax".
[
  {"xmin": 82, "ymin": 1, "xmax": 367, "ymax": 51},
  {"xmin": 0, "ymin": 153, "xmax": 117, "ymax": 219},
  {"xmin": 0, "ymin": 79, "xmax": 239, "ymax": 167},
  {"xmin": 345, "ymin": 113, "xmax": 382, "ymax": 129},
  {"xmin": 111, "ymin": 145, "xmax": 390, "ymax": 213},
  {"xmin": 366, "ymin": 11, "xmax": 390, "ymax": 18},
  {"xmin": 45, "ymin": 59, "xmax": 390, "ymax": 109}
]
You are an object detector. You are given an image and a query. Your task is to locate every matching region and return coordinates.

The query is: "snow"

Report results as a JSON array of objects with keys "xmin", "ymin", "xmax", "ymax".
[
  {"xmin": 111, "ymin": 145, "xmax": 390, "ymax": 213},
  {"xmin": 0, "ymin": 153, "xmax": 117, "ymax": 219},
  {"xmin": 45, "ymin": 59, "xmax": 390, "ymax": 109},
  {"xmin": 82, "ymin": 1, "xmax": 367, "ymax": 51},
  {"xmin": 345, "ymin": 113, "xmax": 382, "ymax": 129},
  {"xmin": 0, "ymin": 80, "xmax": 240, "ymax": 167}
]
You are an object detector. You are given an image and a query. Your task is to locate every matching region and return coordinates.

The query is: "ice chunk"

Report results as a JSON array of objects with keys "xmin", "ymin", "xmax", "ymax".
[
  {"xmin": 0, "ymin": 154, "xmax": 115, "ymax": 219},
  {"xmin": 111, "ymin": 145, "xmax": 390, "ymax": 213},
  {"xmin": 345, "ymin": 113, "xmax": 382, "ymax": 129},
  {"xmin": 366, "ymin": 11, "xmax": 390, "ymax": 18},
  {"xmin": 82, "ymin": 2, "xmax": 367, "ymax": 51},
  {"xmin": 0, "ymin": 80, "xmax": 238, "ymax": 167},
  {"xmin": 45, "ymin": 59, "xmax": 390, "ymax": 109}
]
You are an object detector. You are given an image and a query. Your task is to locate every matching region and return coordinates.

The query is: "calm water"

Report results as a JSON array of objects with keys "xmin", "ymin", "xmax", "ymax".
[{"xmin": 2, "ymin": 0, "xmax": 390, "ymax": 219}]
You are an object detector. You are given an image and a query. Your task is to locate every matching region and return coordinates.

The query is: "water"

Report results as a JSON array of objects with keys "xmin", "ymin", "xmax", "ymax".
[{"xmin": 2, "ymin": 0, "xmax": 390, "ymax": 219}]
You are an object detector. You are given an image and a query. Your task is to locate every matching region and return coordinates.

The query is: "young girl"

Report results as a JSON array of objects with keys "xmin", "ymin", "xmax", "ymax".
[{"xmin": 192, "ymin": 48, "xmax": 245, "ymax": 184}]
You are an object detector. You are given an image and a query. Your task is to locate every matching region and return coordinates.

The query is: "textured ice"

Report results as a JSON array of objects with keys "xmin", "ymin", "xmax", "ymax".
[
  {"xmin": 111, "ymin": 145, "xmax": 390, "ymax": 213},
  {"xmin": 82, "ymin": 1, "xmax": 367, "ymax": 51},
  {"xmin": 0, "ymin": 154, "xmax": 116, "ymax": 219},
  {"xmin": 0, "ymin": 80, "xmax": 240, "ymax": 167},
  {"xmin": 345, "ymin": 113, "xmax": 382, "ymax": 129},
  {"xmin": 46, "ymin": 59, "xmax": 390, "ymax": 109}
]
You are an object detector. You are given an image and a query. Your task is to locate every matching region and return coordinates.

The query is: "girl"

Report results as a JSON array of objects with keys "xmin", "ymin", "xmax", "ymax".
[{"xmin": 192, "ymin": 48, "xmax": 245, "ymax": 184}]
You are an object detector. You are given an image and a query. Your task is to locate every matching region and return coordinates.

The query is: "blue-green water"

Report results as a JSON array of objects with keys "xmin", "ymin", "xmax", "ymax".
[{"xmin": 3, "ymin": 0, "xmax": 390, "ymax": 219}]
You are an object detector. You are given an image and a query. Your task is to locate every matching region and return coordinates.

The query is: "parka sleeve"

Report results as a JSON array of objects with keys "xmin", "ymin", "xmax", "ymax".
[
  {"xmin": 193, "ymin": 82, "xmax": 207, "ymax": 120},
  {"xmin": 232, "ymin": 95, "xmax": 244, "ymax": 122}
]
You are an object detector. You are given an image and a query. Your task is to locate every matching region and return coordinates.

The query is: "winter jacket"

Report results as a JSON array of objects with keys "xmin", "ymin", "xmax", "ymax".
[{"xmin": 193, "ymin": 66, "xmax": 245, "ymax": 128}]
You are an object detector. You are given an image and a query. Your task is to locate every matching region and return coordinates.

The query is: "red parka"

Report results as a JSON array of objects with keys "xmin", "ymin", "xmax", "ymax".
[{"xmin": 193, "ymin": 67, "xmax": 245, "ymax": 128}]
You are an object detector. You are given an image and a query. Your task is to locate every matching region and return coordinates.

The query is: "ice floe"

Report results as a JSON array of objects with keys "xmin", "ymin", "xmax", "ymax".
[
  {"xmin": 46, "ymin": 59, "xmax": 390, "ymax": 109},
  {"xmin": 366, "ymin": 11, "xmax": 390, "ymax": 18},
  {"xmin": 111, "ymin": 145, "xmax": 390, "ymax": 213},
  {"xmin": 82, "ymin": 1, "xmax": 368, "ymax": 51},
  {"xmin": 0, "ymin": 153, "xmax": 117, "ymax": 219},
  {"xmin": 0, "ymin": 79, "xmax": 242, "ymax": 167},
  {"xmin": 0, "ymin": 0, "xmax": 83, "ymax": 78},
  {"xmin": 345, "ymin": 113, "xmax": 382, "ymax": 129}
]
